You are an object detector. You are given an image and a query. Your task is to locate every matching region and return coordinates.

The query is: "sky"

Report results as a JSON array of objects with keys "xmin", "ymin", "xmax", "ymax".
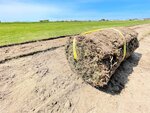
[{"xmin": 0, "ymin": 0, "xmax": 150, "ymax": 22}]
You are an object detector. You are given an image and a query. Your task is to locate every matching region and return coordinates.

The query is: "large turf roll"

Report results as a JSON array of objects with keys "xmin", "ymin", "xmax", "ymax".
[{"xmin": 65, "ymin": 27, "xmax": 139, "ymax": 87}]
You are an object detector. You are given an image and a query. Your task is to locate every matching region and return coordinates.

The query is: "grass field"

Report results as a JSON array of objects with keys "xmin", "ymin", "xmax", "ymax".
[{"xmin": 0, "ymin": 20, "xmax": 150, "ymax": 46}]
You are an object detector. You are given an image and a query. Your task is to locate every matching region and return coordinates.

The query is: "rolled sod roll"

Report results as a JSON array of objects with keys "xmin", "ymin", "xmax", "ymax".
[{"xmin": 65, "ymin": 28, "xmax": 139, "ymax": 87}]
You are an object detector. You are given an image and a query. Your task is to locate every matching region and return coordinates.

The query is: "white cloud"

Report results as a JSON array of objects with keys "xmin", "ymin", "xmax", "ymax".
[
  {"xmin": 0, "ymin": 2, "xmax": 62, "ymax": 14},
  {"xmin": 0, "ymin": 1, "xmax": 65, "ymax": 21}
]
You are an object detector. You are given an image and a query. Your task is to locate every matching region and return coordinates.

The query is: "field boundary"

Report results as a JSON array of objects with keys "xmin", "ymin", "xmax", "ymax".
[{"xmin": 0, "ymin": 34, "xmax": 78, "ymax": 48}]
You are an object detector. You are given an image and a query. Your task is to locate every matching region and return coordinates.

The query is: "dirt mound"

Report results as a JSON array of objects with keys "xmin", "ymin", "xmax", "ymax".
[{"xmin": 66, "ymin": 28, "xmax": 139, "ymax": 87}]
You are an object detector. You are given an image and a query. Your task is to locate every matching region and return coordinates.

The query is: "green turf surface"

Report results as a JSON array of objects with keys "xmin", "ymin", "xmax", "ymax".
[{"xmin": 0, "ymin": 20, "xmax": 150, "ymax": 46}]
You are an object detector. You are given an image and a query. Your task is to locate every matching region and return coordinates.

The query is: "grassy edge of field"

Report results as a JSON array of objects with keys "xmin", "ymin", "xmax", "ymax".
[{"xmin": 0, "ymin": 20, "xmax": 150, "ymax": 46}]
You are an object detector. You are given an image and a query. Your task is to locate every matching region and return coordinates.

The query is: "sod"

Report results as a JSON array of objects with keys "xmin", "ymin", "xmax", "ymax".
[{"xmin": 65, "ymin": 27, "xmax": 139, "ymax": 87}]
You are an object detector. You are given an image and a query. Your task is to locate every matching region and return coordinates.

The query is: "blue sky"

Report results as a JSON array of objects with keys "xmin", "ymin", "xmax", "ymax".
[{"xmin": 0, "ymin": 0, "xmax": 150, "ymax": 22}]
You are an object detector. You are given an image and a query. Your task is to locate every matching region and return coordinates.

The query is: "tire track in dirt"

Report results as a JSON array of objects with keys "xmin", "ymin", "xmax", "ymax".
[
  {"xmin": 0, "ymin": 38, "xmax": 68, "ymax": 64},
  {"xmin": 0, "ymin": 45, "xmax": 65, "ymax": 64}
]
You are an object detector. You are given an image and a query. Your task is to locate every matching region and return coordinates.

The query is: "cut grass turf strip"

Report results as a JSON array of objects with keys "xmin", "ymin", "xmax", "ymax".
[{"xmin": 0, "ymin": 20, "xmax": 150, "ymax": 46}]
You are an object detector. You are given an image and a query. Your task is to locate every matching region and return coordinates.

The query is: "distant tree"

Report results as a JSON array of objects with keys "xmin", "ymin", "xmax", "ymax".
[
  {"xmin": 99, "ymin": 19, "xmax": 109, "ymax": 21},
  {"xmin": 39, "ymin": 20, "xmax": 49, "ymax": 23},
  {"xmin": 144, "ymin": 18, "xmax": 150, "ymax": 20},
  {"xmin": 129, "ymin": 18, "xmax": 139, "ymax": 21}
]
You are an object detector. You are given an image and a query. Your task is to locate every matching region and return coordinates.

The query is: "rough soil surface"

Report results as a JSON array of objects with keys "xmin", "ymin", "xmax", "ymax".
[
  {"xmin": 0, "ymin": 38, "xmax": 66, "ymax": 63},
  {"xmin": 0, "ymin": 24, "xmax": 150, "ymax": 113}
]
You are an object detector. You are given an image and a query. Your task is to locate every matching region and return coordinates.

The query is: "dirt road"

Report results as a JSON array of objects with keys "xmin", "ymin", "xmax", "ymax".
[{"xmin": 0, "ymin": 24, "xmax": 150, "ymax": 113}]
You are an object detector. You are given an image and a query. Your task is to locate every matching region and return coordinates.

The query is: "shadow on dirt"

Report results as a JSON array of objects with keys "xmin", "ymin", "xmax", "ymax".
[{"xmin": 96, "ymin": 52, "xmax": 142, "ymax": 95}]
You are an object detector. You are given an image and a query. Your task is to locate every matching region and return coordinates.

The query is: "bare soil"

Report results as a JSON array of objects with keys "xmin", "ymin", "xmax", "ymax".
[{"xmin": 0, "ymin": 24, "xmax": 150, "ymax": 113}]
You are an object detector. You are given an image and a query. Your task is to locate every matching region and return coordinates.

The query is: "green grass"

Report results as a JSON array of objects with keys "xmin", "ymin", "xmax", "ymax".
[{"xmin": 0, "ymin": 20, "xmax": 150, "ymax": 46}]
